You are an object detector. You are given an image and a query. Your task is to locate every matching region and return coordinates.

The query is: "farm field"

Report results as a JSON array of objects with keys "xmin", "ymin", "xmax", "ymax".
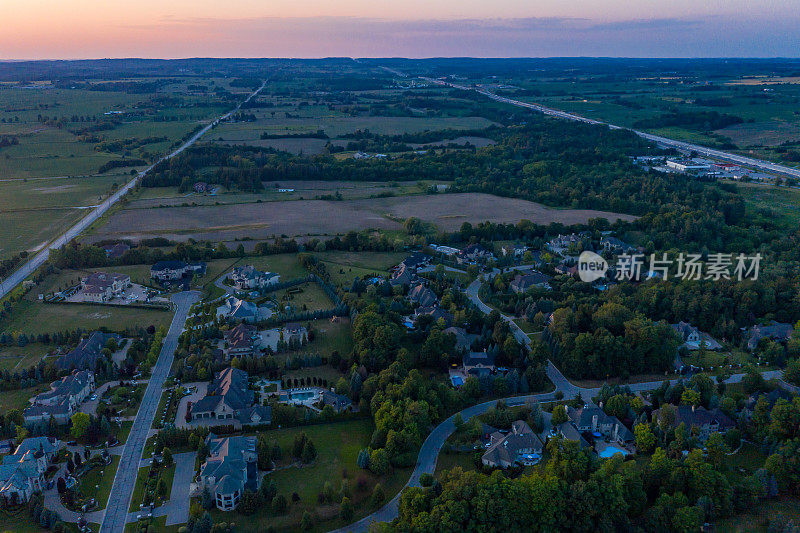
[
  {"xmin": 88, "ymin": 192, "xmax": 637, "ymax": 243},
  {"xmin": 0, "ymin": 343, "xmax": 50, "ymax": 373},
  {"xmin": 734, "ymin": 181, "xmax": 800, "ymax": 227}
]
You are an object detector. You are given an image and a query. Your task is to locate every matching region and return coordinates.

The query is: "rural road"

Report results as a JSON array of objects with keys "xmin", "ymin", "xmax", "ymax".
[
  {"xmin": 424, "ymin": 77, "xmax": 800, "ymax": 180},
  {"xmin": 330, "ymin": 273, "xmax": 786, "ymax": 532},
  {"xmin": 0, "ymin": 79, "xmax": 268, "ymax": 301},
  {"xmin": 100, "ymin": 291, "xmax": 199, "ymax": 533}
]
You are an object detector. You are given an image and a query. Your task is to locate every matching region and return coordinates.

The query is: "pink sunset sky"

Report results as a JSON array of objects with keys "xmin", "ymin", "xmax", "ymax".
[{"xmin": 3, "ymin": 0, "xmax": 799, "ymax": 59}]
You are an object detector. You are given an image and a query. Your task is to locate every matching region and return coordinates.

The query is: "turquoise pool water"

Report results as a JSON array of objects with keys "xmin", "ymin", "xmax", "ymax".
[
  {"xmin": 290, "ymin": 391, "xmax": 315, "ymax": 400},
  {"xmin": 598, "ymin": 445, "xmax": 630, "ymax": 458}
]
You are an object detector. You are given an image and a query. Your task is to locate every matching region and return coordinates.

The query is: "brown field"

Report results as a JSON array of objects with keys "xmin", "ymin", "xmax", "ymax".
[{"xmin": 89, "ymin": 192, "xmax": 636, "ymax": 243}]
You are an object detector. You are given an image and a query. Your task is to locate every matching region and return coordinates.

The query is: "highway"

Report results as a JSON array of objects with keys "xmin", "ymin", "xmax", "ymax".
[
  {"xmin": 0, "ymin": 79, "xmax": 268, "ymax": 301},
  {"xmin": 425, "ymin": 78, "xmax": 800, "ymax": 180}
]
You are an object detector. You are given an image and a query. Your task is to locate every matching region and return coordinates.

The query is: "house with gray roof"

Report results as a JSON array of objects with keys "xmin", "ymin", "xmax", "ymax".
[
  {"xmin": 408, "ymin": 283, "xmax": 438, "ymax": 307},
  {"xmin": 57, "ymin": 332, "xmax": 120, "ymax": 371},
  {"xmin": 463, "ymin": 351, "xmax": 495, "ymax": 377},
  {"xmin": 654, "ymin": 405, "xmax": 735, "ymax": 442},
  {"xmin": 672, "ymin": 322, "xmax": 722, "ymax": 350},
  {"xmin": 482, "ymin": 420, "xmax": 543, "ymax": 468},
  {"xmin": 319, "ymin": 391, "xmax": 352, "ymax": 413},
  {"xmin": 217, "ymin": 296, "xmax": 261, "ymax": 323},
  {"xmin": 230, "ymin": 266, "xmax": 280, "ymax": 290},
  {"xmin": 199, "ymin": 434, "xmax": 258, "ymax": 511},
  {"xmin": 745, "ymin": 321, "xmax": 793, "ymax": 351},
  {"xmin": 0, "ymin": 437, "xmax": 61, "ymax": 504},
  {"xmin": 443, "ymin": 326, "xmax": 478, "ymax": 353},
  {"xmin": 600, "ymin": 236, "xmax": 636, "ymax": 254},
  {"xmin": 566, "ymin": 405, "xmax": 634, "ymax": 444},
  {"xmin": 191, "ymin": 368, "xmax": 269, "ymax": 427},
  {"xmin": 390, "ymin": 264, "xmax": 417, "ymax": 287},
  {"xmin": 510, "ymin": 272, "xmax": 552, "ymax": 293},
  {"xmin": 24, "ymin": 371, "xmax": 95, "ymax": 427}
]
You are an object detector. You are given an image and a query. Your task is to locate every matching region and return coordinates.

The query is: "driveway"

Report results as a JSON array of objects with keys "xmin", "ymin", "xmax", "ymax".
[
  {"xmin": 173, "ymin": 382, "xmax": 207, "ymax": 429},
  {"xmin": 99, "ymin": 291, "xmax": 199, "ymax": 533}
]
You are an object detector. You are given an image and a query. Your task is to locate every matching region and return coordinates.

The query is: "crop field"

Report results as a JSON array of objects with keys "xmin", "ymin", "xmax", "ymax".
[{"xmin": 89, "ymin": 192, "xmax": 636, "ymax": 244}]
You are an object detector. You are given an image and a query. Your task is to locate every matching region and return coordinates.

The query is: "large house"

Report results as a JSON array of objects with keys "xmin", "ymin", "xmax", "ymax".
[
  {"xmin": 319, "ymin": 391, "xmax": 353, "ymax": 413},
  {"xmin": 600, "ymin": 236, "xmax": 635, "ymax": 254},
  {"xmin": 509, "ymin": 272, "xmax": 551, "ymax": 293},
  {"xmin": 282, "ymin": 323, "xmax": 308, "ymax": 345},
  {"xmin": 463, "ymin": 351, "xmax": 496, "ymax": 377},
  {"xmin": 150, "ymin": 261, "xmax": 206, "ymax": 283},
  {"xmin": 223, "ymin": 324, "xmax": 259, "ymax": 358},
  {"xmin": 654, "ymin": 405, "xmax": 735, "ymax": 442},
  {"xmin": 217, "ymin": 296, "xmax": 261, "ymax": 323},
  {"xmin": 57, "ymin": 331, "xmax": 120, "ymax": 371},
  {"xmin": 81, "ymin": 272, "xmax": 131, "ymax": 302},
  {"xmin": 398, "ymin": 252, "xmax": 431, "ymax": 271},
  {"xmin": 566, "ymin": 405, "xmax": 634, "ymax": 444},
  {"xmin": 408, "ymin": 283, "xmax": 438, "ymax": 307},
  {"xmin": 191, "ymin": 368, "xmax": 270, "ymax": 426},
  {"xmin": 24, "ymin": 371, "xmax": 95, "ymax": 427},
  {"xmin": 199, "ymin": 434, "xmax": 258, "ymax": 511},
  {"xmin": 443, "ymin": 326, "xmax": 477, "ymax": 353},
  {"xmin": 482, "ymin": 420, "xmax": 543, "ymax": 468},
  {"xmin": 672, "ymin": 322, "xmax": 722, "ymax": 351},
  {"xmin": 230, "ymin": 266, "xmax": 280, "ymax": 290},
  {"xmin": 409, "ymin": 306, "xmax": 454, "ymax": 328},
  {"xmin": 0, "ymin": 437, "xmax": 61, "ymax": 504},
  {"xmin": 457, "ymin": 244, "xmax": 493, "ymax": 264},
  {"xmin": 745, "ymin": 321, "xmax": 793, "ymax": 351},
  {"xmin": 390, "ymin": 264, "xmax": 417, "ymax": 287}
]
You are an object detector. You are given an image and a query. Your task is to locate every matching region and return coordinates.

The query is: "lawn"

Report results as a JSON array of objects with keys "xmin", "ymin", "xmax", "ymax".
[
  {"xmin": 79, "ymin": 455, "xmax": 120, "ymax": 510},
  {"xmin": 226, "ymin": 418, "xmax": 409, "ymax": 532},
  {"xmin": 0, "ymin": 343, "xmax": 50, "ymax": 372},
  {"xmin": 116, "ymin": 421, "xmax": 134, "ymax": 444},
  {"xmin": 0, "ymin": 299, "xmax": 171, "ymax": 336},
  {"xmin": 129, "ymin": 466, "xmax": 150, "ymax": 512},
  {"xmin": 735, "ymin": 181, "xmax": 800, "ymax": 228},
  {"xmin": 0, "ymin": 505, "xmax": 57, "ymax": 533},
  {"xmin": 247, "ymin": 254, "xmax": 309, "ymax": 280},
  {"xmin": 271, "ymin": 282, "xmax": 334, "ymax": 314},
  {"xmin": 0, "ymin": 383, "xmax": 50, "ymax": 412}
]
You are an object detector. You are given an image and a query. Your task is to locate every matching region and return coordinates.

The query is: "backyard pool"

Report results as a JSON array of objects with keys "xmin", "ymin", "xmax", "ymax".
[
  {"xmin": 290, "ymin": 391, "xmax": 315, "ymax": 401},
  {"xmin": 598, "ymin": 445, "xmax": 630, "ymax": 458}
]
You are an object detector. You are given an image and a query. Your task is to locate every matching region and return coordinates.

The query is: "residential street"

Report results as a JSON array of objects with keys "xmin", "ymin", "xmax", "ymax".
[{"xmin": 99, "ymin": 291, "xmax": 199, "ymax": 533}]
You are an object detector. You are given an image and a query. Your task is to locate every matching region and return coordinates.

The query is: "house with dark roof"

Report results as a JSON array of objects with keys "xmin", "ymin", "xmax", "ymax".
[
  {"xmin": 319, "ymin": 391, "xmax": 353, "ymax": 413},
  {"xmin": 282, "ymin": 323, "xmax": 308, "ymax": 345},
  {"xmin": 443, "ymin": 326, "xmax": 478, "ymax": 353},
  {"xmin": 57, "ymin": 332, "xmax": 120, "ymax": 371},
  {"xmin": 482, "ymin": 420, "xmax": 543, "ymax": 468},
  {"xmin": 81, "ymin": 272, "xmax": 131, "ymax": 302},
  {"xmin": 600, "ymin": 236, "xmax": 635, "ymax": 254},
  {"xmin": 24, "ymin": 371, "xmax": 95, "ymax": 427},
  {"xmin": 672, "ymin": 322, "xmax": 722, "ymax": 350},
  {"xmin": 217, "ymin": 296, "xmax": 261, "ymax": 323},
  {"xmin": 199, "ymin": 434, "xmax": 258, "ymax": 511},
  {"xmin": 151, "ymin": 261, "xmax": 205, "ymax": 283},
  {"xmin": 566, "ymin": 405, "xmax": 634, "ymax": 444},
  {"xmin": 410, "ymin": 306, "xmax": 454, "ymax": 328},
  {"xmin": 509, "ymin": 272, "xmax": 552, "ymax": 294},
  {"xmin": 654, "ymin": 405, "xmax": 735, "ymax": 442},
  {"xmin": 408, "ymin": 283, "xmax": 438, "ymax": 307},
  {"xmin": 390, "ymin": 264, "xmax": 417, "ymax": 287},
  {"xmin": 457, "ymin": 244, "xmax": 493, "ymax": 264},
  {"xmin": 191, "ymin": 368, "xmax": 270, "ymax": 426},
  {"xmin": 399, "ymin": 252, "xmax": 431, "ymax": 270},
  {"xmin": 745, "ymin": 322, "xmax": 793, "ymax": 351},
  {"xmin": 0, "ymin": 437, "xmax": 61, "ymax": 504},
  {"xmin": 230, "ymin": 266, "xmax": 280, "ymax": 290},
  {"xmin": 501, "ymin": 243, "xmax": 529, "ymax": 258},
  {"xmin": 463, "ymin": 351, "xmax": 495, "ymax": 377}
]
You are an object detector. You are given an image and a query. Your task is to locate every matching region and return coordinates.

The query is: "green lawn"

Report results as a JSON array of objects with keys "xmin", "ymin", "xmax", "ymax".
[
  {"xmin": 129, "ymin": 466, "xmax": 150, "ymax": 512},
  {"xmin": 0, "ymin": 383, "xmax": 49, "ymax": 412},
  {"xmin": 272, "ymin": 282, "xmax": 334, "ymax": 314},
  {"xmin": 226, "ymin": 419, "xmax": 409, "ymax": 532},
  {"xmin": 116, "ymin": 421, "xmax": 134, "ymax": 444},
  {"xmin": 0, "ymin": 506, "xmax": 57, "ymax": 533},
  {"xmin": 247, "ymin": 254, "xmax": 309, "ymax": 280},
  {"xmin": 79, "ymin": 455, "xmax": 120, "ymax": 510},
  {"xmin": 0, "ymin": 343, "xmax": 50, "ymax": 372},
  {"xmin": 0, "ymin": 299, "xmax": 171, "ymax": 336}
]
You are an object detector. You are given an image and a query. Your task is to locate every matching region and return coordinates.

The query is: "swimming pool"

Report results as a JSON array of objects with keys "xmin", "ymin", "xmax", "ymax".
[
  {"xmin": 450, "ymin": 375, "xmax": 464, "ymax": 387},
  {"xmin": 598, "ymin": 445, "xmax": 630, "ymax": 458},
  {"xmin": 290, "ymin": 391, "xmax": 315, "ymax": 400}
]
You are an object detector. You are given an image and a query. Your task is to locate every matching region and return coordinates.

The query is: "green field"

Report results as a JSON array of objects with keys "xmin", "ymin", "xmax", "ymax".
[
  {"xmin": 272, "ymin": 282, "xmax": 333, "ymax": 314},
  {"xmin": 0, "ymin": 343, "xmax": 50, "ymax": 372},
  {"xmin": 0, "ymin": 383, "xmax": 49, "ymax": 412},
  {"xmin": 735, "ymin": 181, "xmax": 800, "ymax": 227},
  {"xmin": 79, "ymin": 455, "xmax": 120, "ymax": 510},
  {"xmin": 219, "ymin": 418, "xmax": 408, "ymax": 532}
]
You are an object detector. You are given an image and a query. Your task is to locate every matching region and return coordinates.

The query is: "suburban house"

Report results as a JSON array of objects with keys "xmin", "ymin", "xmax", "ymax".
[
  {"xmin": 408, "ymin": 283, "xmax": 438, "ymax": 307},
  {"xmin": 217, "ymin": 296, "xmax": 261, "ymax": 323},
  {"xmin": 101, "ymin": 242, "xmax": 130, "ymax": 260},
  {"xmin": 282, "ymin": 323, "xmax": 308, "ymax": 345},
  {"xmin": 390, "ymin": 264, "xmax": 417, "ymax": 287},
  {"xmin": 443, "ymin": 326, "xmax": 478, "ymax": 353},
  {"xmin": 410, "ymin": 306, "xmax": 454, "ymax": 328},
  {"xmin": 150, "ymin": 261, "xmax": 206, "ymax": 283},
  {"xmin": 230, "ymin": 266, "xmax": 280, "ymax": 290},
  {"xmin": 23, "ymin": 371, "xmax": 95, "ymax": 427},
  {"xmin": 655, "ymin": 405, "xmax": 735, "ymax": 441},
  {"xmin": 57, "ymin": 331, "xmax": 120, "ymax": 371},
  {"xmin": 547, "ymin": 233, "xmax": 586, "ymax": 254},
  {"xmin": 398, "ymin": 252, "xmax": 431, "ymax": 270},
  {"xmin": 672, "ymin": 322, "xmax": 722, "ymax": 350},
  {"xmin": 191, "ymin": 368, "xmax": 270, "ymax": 426},
  {"xmin": 457, "ymin": 244, "xmax": 493, "ymax": 264},
  {"xmin": 463, "ymin": 350, "xmax": 496, "ymax": 377},
  {"xmin": 555, "ymin": 420, "xmax": 592, "ymax": 449},
  {"xmin": 223, "ymin": 324, "xmax": 260, "ymax": 358},
  {"xmin": 600, "ymin": 236, "xmax": 636, "ymax": 254},
  {"xmin": 482, "ymin": 420, "xmax": 544, "ymax": 468},
  {"xmin": 745, "ymin": 321, "xmax": 794, "ymax": 351},
  {"xmin": 429, "ymin": 244, "xmax": 460, "ymax": 257},
  {"xmin": 80, "ymin": 272, "xmax": 131, "ymax": 302},
  {"xmin": 501, "ymin": 243, "xmax": 529, "ymax": 258},
  {"xmin": 566, "ymin": 405, "xmax": 634, "ymax": 444},
  {"xmin": 319, "ymin": 391, "xmax": 352, "ymax": 413},
  {"xmin": 509, "ymin": 272, "xmax": 552, "ymax": 293},
  {"xmin": 198, "ymin": 434, "xmax": 258, "ymax": 511},
  {"xmin": 0, "ymin": 437, "xmax": 61, "ymax": 504}
]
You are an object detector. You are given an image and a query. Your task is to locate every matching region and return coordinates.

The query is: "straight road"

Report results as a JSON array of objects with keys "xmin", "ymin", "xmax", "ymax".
[
  {"xmin": 100, "ymin": 291, "xmax": 199, "ymax": 533},
  {"xmin": 0, "ymin": 80, "xmax": 268, "ymax": 301},
  {"xmin": 425, "ymin": 78, "xmax": 800, "ymax": 180}
]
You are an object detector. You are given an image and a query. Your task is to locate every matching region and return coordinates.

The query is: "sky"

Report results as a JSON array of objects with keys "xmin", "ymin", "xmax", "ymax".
[{"xmin": 2, "ymin": 0, "xmax": 799, "ymax": 59}]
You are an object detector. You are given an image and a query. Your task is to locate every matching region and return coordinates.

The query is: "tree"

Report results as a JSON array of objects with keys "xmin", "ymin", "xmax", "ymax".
[
  {"xmin": 300, "ymin": 511, "xmax": 314, "ymax": 530},
  {"xmin": 301, "ymin": 440, "xmax": 317, "ymax": 463},
  {"xmin": 70, "ymin": 412, "xmax": 91, "ymax": 440},
  {"xmin": 705, "ymin": 432, "xmax": 729, "ymax": 468},
  {"xmin": 163, "ymin": 447, "xmax": 173, "ymax": 466},
  {"xmin": 551, "ymin": 404, "xmax": 568, "ymax": 425},
  {"xmin": 369, "ymin": 449, "xmax": 390, "ymax": 476},
  {"xmin": 681, "ymin": 388, "xmax": 701, "ymax": 407},
  {"xmin": 371, "ymin": 483, "xmax": 385, "ymax": 507},
  {"xmin": 340, "ymin": 496, "xmax": 354, "ymax": 521},
  {"xmin": 635, "ymin": 423, "xmax": 656, "ymax": 454}
]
